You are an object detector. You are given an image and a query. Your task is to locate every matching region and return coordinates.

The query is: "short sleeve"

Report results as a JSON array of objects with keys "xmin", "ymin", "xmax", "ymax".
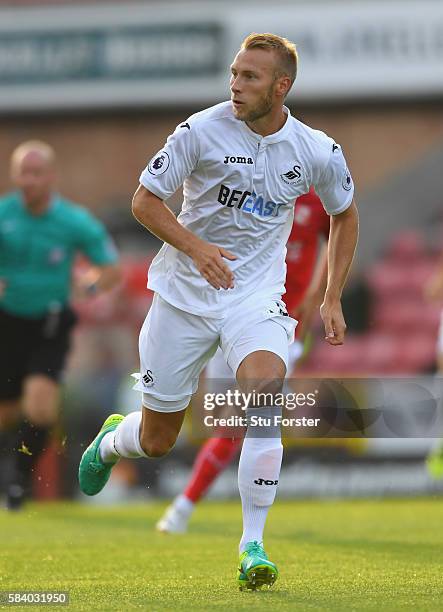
[
  {"xmin": 139, "ymin": 118, "xmax": 200, "ymax": 200},
  {"xmin": 76, "ymin": 211, "xmax": 119, "ymax": 265},
  {"xmin": 314, "ymin": 143, "xmax": 354, "ymax": 216}
]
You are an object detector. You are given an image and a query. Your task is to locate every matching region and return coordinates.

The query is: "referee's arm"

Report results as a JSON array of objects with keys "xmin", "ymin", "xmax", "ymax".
[{"xmin": 78, "ymin": 263, "xmax": 121, "ymax": 297}]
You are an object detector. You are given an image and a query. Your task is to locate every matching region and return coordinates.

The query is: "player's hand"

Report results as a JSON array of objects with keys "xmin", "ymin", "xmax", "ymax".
[
  {"xmin": 0, "ymin": 279, "xmax": 6, "ymax": 299},
  {"xmin": 189, "ymin": 241, "xmax": 236, "ymax": 290},
  {"xmin": 72, "ymin": 268, "xmax": 101, "ymax": 300},
  {"xmin": 320, "ymin": 297, "xmax": 346, "ymax": 345}
]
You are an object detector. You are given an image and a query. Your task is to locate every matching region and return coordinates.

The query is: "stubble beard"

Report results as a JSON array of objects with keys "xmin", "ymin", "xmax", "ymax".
[{"xmin": 240, "ymin": 85, "xmax": 275, "ymax": 123}]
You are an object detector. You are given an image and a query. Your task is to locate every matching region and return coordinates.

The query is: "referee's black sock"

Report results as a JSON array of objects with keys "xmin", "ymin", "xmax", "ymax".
[
  {"xmin": 0, "ymin": 429, "xmax": 15, "ymax": 493},
  {"xmin": 11, "ymin": 421, "xmax": 51, "ymax": 489}
]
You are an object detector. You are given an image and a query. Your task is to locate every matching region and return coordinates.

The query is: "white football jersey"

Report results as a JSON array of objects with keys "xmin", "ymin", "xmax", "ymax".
[{"xmin": 139, "ymin": 101, "xmax": 354, "ymax": 317}]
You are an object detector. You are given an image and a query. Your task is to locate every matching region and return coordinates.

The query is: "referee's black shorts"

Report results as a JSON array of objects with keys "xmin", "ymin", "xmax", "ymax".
[{"xmin": 0, "ymin": 307, "xmax": 78, "ymax": 401}]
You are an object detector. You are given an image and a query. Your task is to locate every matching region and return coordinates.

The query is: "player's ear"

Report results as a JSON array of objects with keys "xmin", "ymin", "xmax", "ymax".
[{"xmin": 275, "ymin": 74, "xmax": 291, "ymax": 98}]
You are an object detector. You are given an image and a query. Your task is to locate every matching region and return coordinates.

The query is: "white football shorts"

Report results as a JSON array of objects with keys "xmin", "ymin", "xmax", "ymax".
[
  {"xmin": 206, "ymin": 339, "xmax": 304, "ymax": 381},
  {"xmin": 132, "ymin": 292, "xmax": 297, "ymax": 412},
  {"xmin": 205, "ymin": 345, "xmax": 234, "ymax": 380}
]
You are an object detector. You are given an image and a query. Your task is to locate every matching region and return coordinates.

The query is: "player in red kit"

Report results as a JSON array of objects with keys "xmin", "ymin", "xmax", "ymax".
[
  {"xmin": 286, "ymin": 185, "xmax": 330, "ymax": 358},
  {"xmin": 156, "ymin": 187, "xmax": 329, "ymax": 533}
]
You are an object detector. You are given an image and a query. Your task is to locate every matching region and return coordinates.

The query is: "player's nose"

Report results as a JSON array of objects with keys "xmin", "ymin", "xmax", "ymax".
[{"xmin": 230, "ymin": 79, "xmax": 241, "ymax": 94}]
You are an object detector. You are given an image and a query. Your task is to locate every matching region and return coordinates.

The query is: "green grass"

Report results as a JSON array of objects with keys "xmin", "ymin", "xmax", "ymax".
[{"xmin": 1, "ymin": 498, "xmax": 443, "ymax": 611}]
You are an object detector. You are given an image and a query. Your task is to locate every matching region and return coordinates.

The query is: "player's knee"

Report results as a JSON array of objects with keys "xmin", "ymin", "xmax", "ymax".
[
  {"xmin": 237, "ymin": 351, "xmax": 286, "ymax": 396},
  {"xmin": 23, "ymin": 402, "xmax": 58, "ymax": 427},
  {"xmin": 22, "ymin": 376, "xmax": 59, "ymax": 426}
]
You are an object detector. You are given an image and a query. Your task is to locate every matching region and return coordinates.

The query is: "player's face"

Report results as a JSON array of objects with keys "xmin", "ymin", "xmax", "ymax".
[
  {"xmin": 230, "ymin": 48, "xmax": 282, "ymax": 122},
  {"xmin": 11, "ymin": 151, "xmax": 55, "ymax": 207}
]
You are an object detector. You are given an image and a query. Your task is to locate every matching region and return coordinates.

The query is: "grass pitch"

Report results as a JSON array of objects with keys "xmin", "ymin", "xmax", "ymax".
[{"xmin": 1, "ymin": 498, "xmax": 442, "ymax": 611}]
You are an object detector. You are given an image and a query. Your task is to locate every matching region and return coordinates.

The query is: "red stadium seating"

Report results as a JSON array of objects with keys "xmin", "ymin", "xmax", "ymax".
[{"xmin": 303, "ymin": 228, "xmax": 441, "ymax": 376}]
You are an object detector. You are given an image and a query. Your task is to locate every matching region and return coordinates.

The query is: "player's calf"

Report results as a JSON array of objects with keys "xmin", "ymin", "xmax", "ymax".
[
  {"xmin": 139, "ymin": 437, "xmax": 176, "ymax": 458},
  {"xmin": 139, "ymin": 405, "xmax": 186, "ymax": 457}
]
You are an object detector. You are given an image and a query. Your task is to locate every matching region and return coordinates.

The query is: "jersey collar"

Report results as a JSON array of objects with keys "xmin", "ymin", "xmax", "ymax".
[{"xmin": 240, "ymin": 105, "xmax": 292, "ymax": 144}]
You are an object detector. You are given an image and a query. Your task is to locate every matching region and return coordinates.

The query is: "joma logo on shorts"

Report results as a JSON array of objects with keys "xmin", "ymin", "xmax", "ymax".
[
  {"xmin": 254, "ymin": 478, "xmax": 279, "ymax": 485},
  {"xmin": 224, "ymin": 155, "xmax": 253, "ymax": 165}
]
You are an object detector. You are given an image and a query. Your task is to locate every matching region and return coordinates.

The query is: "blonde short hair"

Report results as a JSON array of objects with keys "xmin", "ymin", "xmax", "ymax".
[
  {"xmin": 241, "ymin": 32, "xmax": 298, "ymax": 85},
  {"xmin": 11, "ymin": 140, "xmax": 55, "ymax": 168}
]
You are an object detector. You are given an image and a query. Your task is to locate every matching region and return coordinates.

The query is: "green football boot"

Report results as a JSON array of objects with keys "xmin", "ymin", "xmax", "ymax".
[
  {"xmin": 427, "ymin": 443, "xmax": 443, "ymax": 479},
  {"xmin": 78, "ymin": 414, "xmax": 124, "ymax": 495},
  {"xmin": 237, "ymin": 541, "xmax": 279, "ymax": 591}
]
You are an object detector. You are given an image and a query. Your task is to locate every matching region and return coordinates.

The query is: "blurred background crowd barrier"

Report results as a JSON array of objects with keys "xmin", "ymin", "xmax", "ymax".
[{"xmin": 1, "ymin": 0, "xmax": 443, "ymax": 502}]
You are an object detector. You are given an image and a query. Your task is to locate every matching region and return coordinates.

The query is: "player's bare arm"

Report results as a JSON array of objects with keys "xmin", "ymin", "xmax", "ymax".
[
  {"xmin": 320, "ymin": 200, "xmax": 359, "ymax": 346},
  {"xmin": 132, "ymin": 184, "xmax": 236, "ymax": 290},
  {"xmin": 293, "ymin": 242, "xmax": 328, "ymax": 340}
]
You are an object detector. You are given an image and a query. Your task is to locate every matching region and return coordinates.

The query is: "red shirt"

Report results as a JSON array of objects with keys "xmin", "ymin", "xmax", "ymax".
[{"xmin": 284, "ymin": 187, "xmax": 330, "ymax": 313}]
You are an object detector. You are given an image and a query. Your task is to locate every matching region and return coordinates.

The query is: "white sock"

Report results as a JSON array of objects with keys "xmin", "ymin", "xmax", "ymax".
[
  {"xmin": 238, "ymin": 407, "xmax": 283, "ymax": 553},
  {"xmin": 99, "ymin": 411, "xmax": 147, "ymax": 461},
  {"xmin": 174, "ymin": 494, "xmax": 195, "ymax": 517},
  {"xmin": 99, "ymin": 431, "xmax": 120, "ymax": 464}
]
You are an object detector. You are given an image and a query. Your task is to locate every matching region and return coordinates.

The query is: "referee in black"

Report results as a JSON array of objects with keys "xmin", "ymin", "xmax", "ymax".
[{"xmin": 0, "ymin": 140, "xmax": 121, "ymax": 509}]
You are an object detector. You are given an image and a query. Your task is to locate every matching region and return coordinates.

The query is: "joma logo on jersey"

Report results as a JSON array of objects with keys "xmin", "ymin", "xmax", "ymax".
[
  {"xmin": 217, "ymin": 184, "xmax": 285, "ymax": 217},
  {"xmin": 223, "ymin": 155, "xmax": 254, "ymax": 165},
  {"xmin": 280, "ymin": 162, "xmax": 303, "ymax": 185}
]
